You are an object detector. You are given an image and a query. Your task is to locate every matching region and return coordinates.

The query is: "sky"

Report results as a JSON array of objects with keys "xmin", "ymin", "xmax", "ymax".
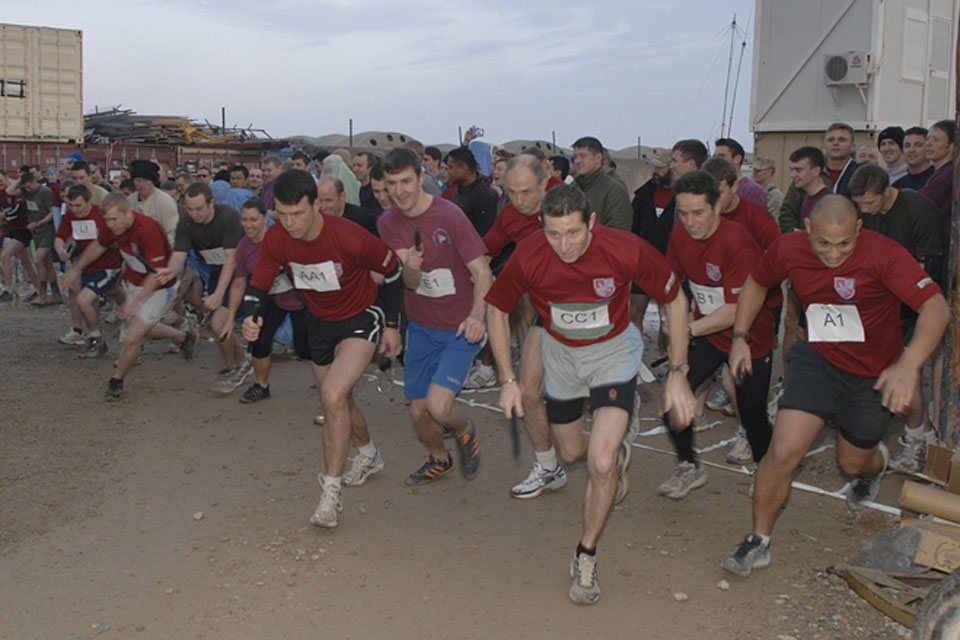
[{"xmin": 6, "ymin": 0, "xmax": 757, "ymax": 151}]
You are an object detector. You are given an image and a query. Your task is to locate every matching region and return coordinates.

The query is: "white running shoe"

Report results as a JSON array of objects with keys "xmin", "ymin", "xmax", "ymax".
[
  {"xmin": 59, "ymin": 329, "xmax": 86, "ymax": 346},
  {"xmin": 510, "ymin": 462, "xmax": 568, "ymax": 499},
  {"xmin": 657, "ymin": 461, "xmax": 707, "ymax": 500},
  {"xmin": 342, "ymin": 449, "xmax": 385, "ymax": 487},
  {"xmin": 462, "ymin": 363, "xmax": 497, "ymax": 389},
  {"xmin": 310, "ymin": 482, "xmax": 342, "ymax": 528},
  {"xmin": 726, "ymin": 426, "xmax": 753, "ymax": 464}
]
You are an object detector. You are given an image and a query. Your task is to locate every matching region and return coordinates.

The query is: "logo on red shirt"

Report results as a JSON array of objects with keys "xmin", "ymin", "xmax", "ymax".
[
  {"xmin": 334, "ymin": 262, "xmax": 343, "ymax": 277},
  {"xmin": 833, "ymin": 277, "xmax": 856, "ymax": 300},
  {"xmin": 593, "ymin": 277, "xmax": 615, "ymax": 298},
  {"xmin": 433, "ymin": 229, "xmax": 450, "ymax": 245},
  {"xmin": 706, "ymin": 262, "xmax": 722, "ymax": 283}
]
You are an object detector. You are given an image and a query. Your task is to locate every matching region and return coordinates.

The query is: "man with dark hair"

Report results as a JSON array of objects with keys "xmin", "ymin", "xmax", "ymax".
[
  {"xmin": 848, "ymin": 163, "xmax": 943, "ymax": 472},
  {"xmin": 721, "ymin": 195, "xmax": 948, "ymax": 577},
  {"xmin": 658, "ymin": 169, "xmax": 776, "ymax": 499},
  {"xmin": 368, "ymin": 162, "xmax": 394, "ymax": 211},
  {"xmin": 0, "ymin": 169, "xmax": 41, "ymax": 302},
  {"xmin": 423, "ymin": 145, "xmax": 443, "ymax": 187},
  {"xmin": 71, "ymin": 160, "xmax": 109, "ymax": 206},
  {"xmin": 196, "ymin": 166, "xmax": 213, "ymax": 184},
  {"xmin": 919, "ymin": 119, "xmax": 955, "ymax": 223},
  {"xmin": 789, "ymin": 146, "xmax": 832, "ymax": 223},
  {"xmin": 713, "ymin": 137, "xmax": 766, "ymax": 206},
  {"xmin": 549, "ymin": 155, "xmax": 570, "ymax": 183},
  {"xmin": 156, "ymin": 181, "xmax": 247, "ymax": 392},
  {"xmin": 378, "ymin": 147, "xmax": 491, "ymax": 487},
  {"xmin": 54, "ymin": 184, "xmax": 124, "ymax": 355},
  {"xmin": 877, "ymin": 126, "xmax": 908, "ymax": 183},
  {"xmin": 316, "ymin": 176, "xmax": 379, "ymax": 237},
  {"xmin": 824, "ymin": 122, "xmax": 859, "ymax": 197},
  {"xmin": 401, "ymin": 140, "xmax": 442, "ymax": 195},
  {"xmin": 127, "ymin": 159, "xmax": 179, "ymax": 244},
  {"xmin": 572, "ymin": 136, "xmax": 632, "ymax": 230},
  {"xmin": 229, "ymin": 165, "xmax": 249, "ymax": 189},
  {"xmin": 64, "ymin": 193, "xmax": 197, "ymax": 401},
  {"xmin": 290, "ymin": 150, "xmax": 312, "ymax": 172},
  {"xmin": 486, "ymin": 183, "xmax": 695, "ymax": 604},
  {"xmin": 447, "ymin": 146, "xmax": 498, "ymax": 237},
  {"xmin": 242, "ymin": 169, "xmax": 404, "ymax": 529},
  {"xmin": 261, "ymin": 156, "xmax": 283, "ymax": 211},
  {"xmin": 893, "ymin": 127, "xmax": 934, "ymax": 190},
  {"xmin": 247, "ymin": 167, "xmax": 263, "ymax": 195},
  {"xmin": 10, "ymin": 171, "xmax": 60, "ymax": 305},
  {"xmin": 225, "ymin": 165, "xmax": 256, "ymax": 212},
  {"xmin": 352, "ymin": 152, "xmax": 381, "ymax": 214}
]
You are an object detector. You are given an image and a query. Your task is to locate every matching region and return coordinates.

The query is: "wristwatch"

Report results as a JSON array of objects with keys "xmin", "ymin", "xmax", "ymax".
[
  {"xmin": 731, "ymin": 330, "xmax": 751, "ymax": 343},
  {"xmin": 670, "ymin": 363, "xmax": 690, "ymax": 375}
]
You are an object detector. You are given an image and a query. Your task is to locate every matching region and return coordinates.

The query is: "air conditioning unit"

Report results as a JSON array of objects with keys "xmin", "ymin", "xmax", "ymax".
[{"xmin": 823, "ymin": 51, "xmax": 871, "ymax": 86}]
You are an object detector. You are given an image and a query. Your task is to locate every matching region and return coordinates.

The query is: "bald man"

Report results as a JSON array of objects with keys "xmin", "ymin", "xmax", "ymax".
[{"xmin": 721, "ymin": 195, "xmax": 949, "ymax": 578}]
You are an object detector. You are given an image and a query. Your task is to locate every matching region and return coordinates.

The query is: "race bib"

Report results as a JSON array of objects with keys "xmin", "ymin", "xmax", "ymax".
[
  {"xmin": 120, "ymin": 250, "xmax": 147, "ymax": 274},
  {"xmin": 549, "ymin": 302, "xmax": 612, "ymax": 340},
  {"xmin": 71, "ymin": 219, "xmax": 98, "ymax": 241},
  {"xmin": 290, "ymin": 261, "xmax": 341, "ymax": 292},
  {"xmin": 416, "ymin": 268, "xmax": 456, "ymax": 298},
  {"xmin": 26, "ymin": 200, "xmax": 38, "ymax": 212},
  {"xmin": 805, "ymin": 303, "xmax": 865, "ymax": 342},
  {"xmin": 198, "ymin": 246, "xmax": 226, "ymax": 265},
  {"xmin": 689, "ymin": 282, "xmax": 725, "ymax": 316},
  {"xmin": 269, "ymin": 271, "xmax": 293, "ymax": 295}
]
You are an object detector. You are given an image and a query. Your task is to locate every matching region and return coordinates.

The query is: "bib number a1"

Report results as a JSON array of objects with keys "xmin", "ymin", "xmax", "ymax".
[
  {"xmin": 689, "ymin": 282, "xmax": 725, "ymax": 316},
  {"xmin": 805, "ymin": 303, "xmax": 865, "ymax": 342},
  {"xmin": 416, "ymin": 268, "xmax": 456, "ymax": 298},
  {"xmin": 290, "ymin": 261, "xmax": 341, "ymax": 292}
]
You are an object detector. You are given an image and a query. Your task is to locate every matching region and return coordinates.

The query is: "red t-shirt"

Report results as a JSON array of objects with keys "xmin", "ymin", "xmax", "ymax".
[
  {"xmin": 486, "ymin": 225, "xmax": 681, "ymax": 347},
  {"xmin": 98, "ymin": 212, "xmax": 174, "ymax": 288},
  {"xmin": 752, "ymin": 230, "xmax": 942, "ymax": 377},
  {"xmin": 546, "ymin": 176, "xmax": 565, "ymax": 192},
  {"xmin": 55, "ymin": 204, "xmax": 122, "ymax": 274},
  {"xmin": 723, "ymin": 196, "xmax": 783, "ymax": 308},
  {"xmin": 250, "ymin": 214, "xmax": 397, "ymax": 322},
  {"xmin": 825, "ymin": 167, "xmax": 843, "ymax": 187},
  {"xmin": 378, "ymin": 196, "xmax": 488, "ymax": 330},
  {"xmin": 667, "ymin": 218, "xmax": 775, "ymax": 357},
  {"xmin": 800, "ymin": 186, "xmax": 832, "ymax": 223},
  {"xmin": 0, "ymin": 191, "xmax": 29, "ymax": 231},
  {"xmin": 482, "ymin": 203, "xmax": 542, "ymax": 258},
  {"xmin": 653, "ymin": 186, "xmax": 674, "ymax": 211},
  {"xmin": 441, "ymin": 184, "xmax": 458, "ymax": 201}
]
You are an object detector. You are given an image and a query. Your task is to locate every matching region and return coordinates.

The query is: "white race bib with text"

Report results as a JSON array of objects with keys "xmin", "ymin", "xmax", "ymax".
[
  {"xmin": 71, "ymin": 219, "xmax": 98, "ymax": 241},
  {"xmin": 199, "ymin": 246, "xmax": 226, "ymax": 265},
  {"xmin": 805, "ymin": 303, "xmax": 865, "ymax": 342},
  {"xmin": 290, "ymin": 261, "xmax": 341, "ymax": 292},
  {"xmin": 689, "ymin": 282, "xmax": 725, "ymax": 316},
  {"xmin": 416, "ymin": 268, "xmax": 456, "ymax": 298}
]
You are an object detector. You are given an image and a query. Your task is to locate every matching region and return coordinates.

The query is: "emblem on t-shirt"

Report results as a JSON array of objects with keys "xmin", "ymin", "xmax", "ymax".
[
  {"xmin": 833, "ymin": 277, "xmax": 856, "ymax": 300},
  {"xmin": 334, "ymin": 262, "xmax": 343, "ymax": 278},
  {"xmin": 706, "ymin": 262, "xmax": 722, "ymax": 283},
  {"xmin": 432, "ymin": 229, "xmax": 451, "ymax": 245},
  {"xmin": 593, "ymin": 277, "xmax": 615, "ymax": 298}
]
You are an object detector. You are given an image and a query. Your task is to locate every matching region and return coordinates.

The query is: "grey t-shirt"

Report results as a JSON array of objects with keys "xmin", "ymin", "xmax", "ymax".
[{"xmin": 174, "ymin": 204, "xmax": 242, "ymax": 265}]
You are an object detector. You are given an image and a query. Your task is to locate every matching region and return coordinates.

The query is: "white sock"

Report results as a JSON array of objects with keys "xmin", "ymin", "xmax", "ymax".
[
  {"xmin": 535, "ymin": 447, "xmax": 559, "ymax": 471},
  {"xmin": 90, "ymin": 329, "xmax": 101, "ymax": 338},
  {"xmin": 324, "ymin": 475, "xmax": 341, "ymax": 490},
  {"xmin": 358, "ymin": 440, "xmax": 378, "ymax": 459},
  {"xmin": 904, "ymin": 425, "xmax": 925, "ymax": 441},
  {"xmin": 758, "ymin": 533, "xmax": 771, "ymax": 546}
]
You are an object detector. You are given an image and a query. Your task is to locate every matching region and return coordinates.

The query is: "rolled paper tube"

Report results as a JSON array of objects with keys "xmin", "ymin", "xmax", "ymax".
[{"xmin": 900, "ymin": 481, "xmax": 960, "ymax": 524}]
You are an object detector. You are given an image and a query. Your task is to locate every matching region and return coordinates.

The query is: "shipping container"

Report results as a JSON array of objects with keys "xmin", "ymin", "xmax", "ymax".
[{"xmin": 0, "ymin": 23, "xmax": 83, "ymax": 142}]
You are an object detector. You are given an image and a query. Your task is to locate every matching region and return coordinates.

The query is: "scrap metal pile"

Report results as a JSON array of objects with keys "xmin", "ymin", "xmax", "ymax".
[{"xmin": 82, "ymin": 107, "xmax": 273, "ymax": 145}]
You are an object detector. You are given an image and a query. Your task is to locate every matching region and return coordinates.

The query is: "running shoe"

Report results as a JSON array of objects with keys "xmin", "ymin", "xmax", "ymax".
[
  {"xmin": 845, "ymin": 442, "xmax": 889, "ymax": 510},
  {"xmin": 314, "ymin": 411, "xmax": 325, "ymax": 425},
  {"xmin": 30, "ymin": 293, "xmax": 46, "ymax": 306},
  {"xmin": 180, "ymin": 326, "xmax": 198, "ymax": 360},
  {"xmin": 342, "ymin": 449, "xmax": 385, "ymax": 487},
  {"xmin": 104, "ymin": 377, "xmax": 124, "ymax": 402},
  {"xmin": 405, "ymin": 454, "xmax": 454, "ymax": 486},
  {"xmin": 59, "ymin": 329, "xmax": 86, "ymax": 346},
  {"xmin": 706, "ymin": 389, "xmax": 736, "ymax": 416},
  {"xmin": 510, "ymin": 462, "xmax": 568, "ymax": 499},
  {"xmin": 456, "ymin": 419, "xmax": 481, "ymax": 480},
  {"xmin": 890, "ymin": 434, "xmax": 927, "ymax": 474},
  {"xmin": 569, "ymin": 552, "xmax": 601, "ymax": 605},
  {"xmin": 615, "ymin": 440, "xmax": 632, "ymax": 505},
  {"xmin": 78, "ymin": 335, "xmax": 108, "ymax": 359},
  {"xmin": 0, "ymin": 290, "xmax": 14, "ymax": 303},
  {"xmin": 309, "ymin": 482, "xmax": 342, "ymax": 528},
  {"xmin": 721, "ymin": 533, "xmax": 771, "ymax": 577},
  {"xmin": 691, "ymin": 414, "xmax": 711, "ymax": 431},
  {"xmin": 726, "ymin": 426, "xmax": 753, "ymax": 464},
  {"xmin": 213, "ymin": 366, "xmax": 240, "ymax": 394},
  {"xmin": 657, "ymin": 461, "xmax": 707, "ymax": 500},
  {"xmin": 441, "ymin": 425, "xmax": 456, "ymax": 439},
  {"xmin": 239, "ymin": 383, "xmax": 271, "ymax": 404},
  {"xmin": 462, "ymin": 363, "xmax": 497, "ymax": 389}
]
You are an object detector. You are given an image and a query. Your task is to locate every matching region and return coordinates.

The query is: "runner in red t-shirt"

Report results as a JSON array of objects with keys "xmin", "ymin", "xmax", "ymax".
[
  {"xmin": 658, "ymin": 170, "xmax": 776, "ymax": 500},
  {"xmin": 54, "ymin": 184, "xmax": 124, "ymax": 356},
  {"xmin": 721, "ymin": 195, "xmax": 949, "ymax": 578},
  {"xmin": 64, "ymin": 192, "xmax": 198, "ymax": 401},
  {"xmin": 241, "ymin": 169, "xmax": 403, "ymax": 530},
  {"xmin": 378, "ymin": 148, "xmax": 491, "ymax": 488},
  {"xmin": 0, "ymin": 170, "xmax": 41, "ymax": 302},
  {"xmin": 701, "ymin": 157, "xmax": 784, "ymax": 464},
  {"xmin": 486, "ymin": 184, "xmax": 696, "ymax": 605}
]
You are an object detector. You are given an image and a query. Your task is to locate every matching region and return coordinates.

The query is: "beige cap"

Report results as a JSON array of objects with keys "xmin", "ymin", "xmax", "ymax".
[
  {"xmin": 753, "ymin": 156, "xmax": 776, "ymax": 171},
  {"xmin": 652, "ymin": 148, "xmax": 672, "ymax": 168}
]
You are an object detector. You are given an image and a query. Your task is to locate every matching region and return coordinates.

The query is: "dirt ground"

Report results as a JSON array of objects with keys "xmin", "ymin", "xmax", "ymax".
[{"xmin": 0, "ymin": 301, "xmax": 918, "ymax": 639}]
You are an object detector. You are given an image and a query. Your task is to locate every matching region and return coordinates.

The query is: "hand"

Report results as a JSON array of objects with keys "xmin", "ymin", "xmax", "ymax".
[
  {"xmin": 456, "ymin": 313, "xmax": 485, "ymax": 344},
  {"xmin": 119, "ymin": 300, "xmax": 139, "ymax": 322},
  {"xmin": 662, "ymin": 371, "xmax": 695, "ymax": 429},
  {"xmin": 216, "ymin": 320, "xmax": 233, "ymax": 343},
  {"xmin": 155, "ymin": 267, "xmax": 175, "ymax": 285},
  {"xmin": 499, "ymin": 380, "xmax": 524, "ymax": 418},
  {"xmin": 378, "ymin": 327, "xmax": 402, "ymax": 357},
  {"xmin": 27, "ymin": 222, "xmax": 37, "ymax": 231},
  {"xmin": 462, "ymin": 126, "xmax": 475, "ymax": 145},
  {"xmin": 241, "ymin": 316, "xmax": 263, "ymax": 342},
  {"xmin": 56, "ymin": 248, "xmax": 71, "ymax": 263},
  {"xmin": 875, "ymin": 359, "xmax": 920, "ymax": 415},
  {"xmin": 203, "ymin": 291, "xmax": 223, "ymax": 312},
  {"xmin": 405, "ymin": 245, "xmax": 424, "ymax": 272},
  {"xmin": 728, "ymin": 339, "xmax": 752, "ymax": 379}
]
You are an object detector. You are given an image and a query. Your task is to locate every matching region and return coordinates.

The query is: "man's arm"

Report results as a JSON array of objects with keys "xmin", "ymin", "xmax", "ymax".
[
  {"xmin": 661, "ymin": 290, "xmax": 695, "ymax": 426},
  {"xmin": 458, "ymin": 255, "xmax": 493, "ymax": 342},
  {"xmin": 155, "ymin": 251, "xmax": 188, "ymax": 285},
  {"xmin": 727, "ymin": 275, "xmax": 770, "ymax": 376},
  {"xmin": 62, "ymin": 240, "xmax": 108, "ymax": 290},
  {"xmin": 689, "ymin": 303, "xmax": 737, "ymax": 338},
  {"xmin": 208, "ymin": 248, "xmax": 237, "ymax": 304},
  {"xmin": 778, "ymin": 184, "xmax": 803, "ymax": 233},
  {"xmin": 394, "ymin": 246, "xmax": 422, "ymax": 289}
]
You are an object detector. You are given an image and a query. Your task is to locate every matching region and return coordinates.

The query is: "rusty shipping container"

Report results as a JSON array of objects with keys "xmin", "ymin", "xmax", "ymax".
[{"xmin": 0, "ymin": 23, "xmax": 82, "ymax": 142}]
